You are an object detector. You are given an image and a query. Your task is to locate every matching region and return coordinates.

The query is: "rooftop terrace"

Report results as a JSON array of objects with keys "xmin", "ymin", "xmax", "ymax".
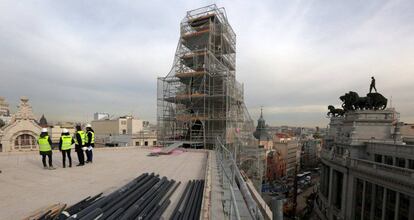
[{"xmin": 0, "ymin": 147, "xmax": 207, "ymax": 219}]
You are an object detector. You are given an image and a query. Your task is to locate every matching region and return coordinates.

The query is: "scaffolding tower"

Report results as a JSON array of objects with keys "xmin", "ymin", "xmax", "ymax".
[{"xmin": 157, "ymin": 4, "xmax": 265, "ymax": 190}]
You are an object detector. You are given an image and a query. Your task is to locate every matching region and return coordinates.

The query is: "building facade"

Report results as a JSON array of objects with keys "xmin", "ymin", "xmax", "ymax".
[
  {"xmin": 93, "ymin": 112, "xmax": 110, "ymax": 120},
  {"xmin": 266, "ymin": 149, "xmax": 287, "ymax": 182},
  {"xmin": 132, "ymin": 130, "xmax": 158, "ymax": 147},
  {"xmin": 48, "ymin": 125, "xmax": 76, "ymax": 144},
  {"xmin": 316, "ymin": 109, "xmax": 414, "ymax": 220},
  {"xmin": 91, "ymin": 116, "xmax": 154, "ymax": 147},
  {"xmin": 91, "ymin": 116, "xmax": 143, "ymax": 136},
  {"xmin": 0, "ymin": 96, "xmax": 10, "ymax": 117},
  {"xmin": 401, "ymin": 123, "xmax": 414, "ymax": 145},
  {"xmin": 273, "ymin": 133, "xmax": 299, "ymax": 176},
  {"xmin": 0, "ymin": 97, "xmax": 41, "ymax": 152},
  {"xmin": 301, "ymin": 138, "xmax": 321, "ymax": 168},
  {"xmin": 39, "ymin": 114, "xmax": 48, "ymax": 127},
  {"xmin": 253, "ymin": 108, "xmax": 273, "ymax": 150},
  {"xmin": 0, "ymin": 96, "xmax": 11, "ymax": 125}
]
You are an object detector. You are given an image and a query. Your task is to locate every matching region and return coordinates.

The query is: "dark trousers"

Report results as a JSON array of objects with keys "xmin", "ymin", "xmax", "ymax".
[
  {"xmin": 76, "ymin": 148, "xmax": 85, "ymax": 165},
  {"xmin": 40, "ymin": 151, "xmax": 52, "ymax": 167},
  {"xmin": 86, "ymin": 148, "xmax": 93, "ymax": 162},
  {"xmin": 370, "ymin": 85, "xmax": 377, "ymax": 93},
  {"xmin": 61, "ymin": 149, "xmax": 72, "ymax": 167}
]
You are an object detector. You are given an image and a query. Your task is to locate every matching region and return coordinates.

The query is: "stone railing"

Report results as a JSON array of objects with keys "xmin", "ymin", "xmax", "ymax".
[
  {"xmin": 337, "ymin": 137, "xmax": 397, "ymax": 146},
  {"xmin": 366, "ymin": 142, "xmax": 414, "ymax": 156},
  {"xmin": 349, "ymin": 158, "xmax": 414, "ymax": 178},
  {"xmin": 321, "ymin": 149, "xmax": 414, "ymax": 180},
  {"xmin": 320, "ymin": 149, "xmax": 347, "ymax": 166}
]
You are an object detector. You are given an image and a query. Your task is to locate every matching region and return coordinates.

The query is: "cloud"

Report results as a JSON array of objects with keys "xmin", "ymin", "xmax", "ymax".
[
  {"xmin": 0, "ymin": 0, "xmax": 413, "ymax": 127},
  {"xmin": 254, "ymin": 105, "xmax": 328, "ymax": 114}
]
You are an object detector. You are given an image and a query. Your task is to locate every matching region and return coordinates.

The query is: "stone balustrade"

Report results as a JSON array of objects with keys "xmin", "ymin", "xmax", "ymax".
[
  {"xmin": 321, "ymin": 149, "xmax": 414, "ymax": 181},
  {"xmin": 350, "ymin": 158, "xmax": 414, "ymax": 178}
]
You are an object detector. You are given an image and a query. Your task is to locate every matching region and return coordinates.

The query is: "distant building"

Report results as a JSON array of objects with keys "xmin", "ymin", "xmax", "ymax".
[
  {"xmin": 48, "ymin": 125, "xmax": 76, "ymax": 145},
  {"xmin": 39, "ymin": 114, "xmax": 48, "ymax": 127},
  {"xmin": 91, "ymin": 116, "xmax": 143, "ymax": 136},
  {"xmin": 142, "ymin": 121, "xmax": 150, "ymax": 128},
  {"xmin": 93, "ymin": 112, "xmax": 110, "ymax": 120},
  {"xmin": 0, "ymin": 96, "xmax": 10, "ymax": 116},
  {"xmin": 0, "ymin": 97, "xmax": 41, "ymax": 152},
  {"xmin": 132, "ymin": 130, "xmax": 158, "ymax": 147},
  {"xmin": 273, "ymin": 133, "xmax": 299, "ymax": 176},
  {"xmin": 0, "ymin": 97, "xmax": 11, "ymax": 125},
  {"xmin": 91, "ymin": 116, "xmax": 156, "ymax": 147},
  {"xmin": 266, "ymin": 150, "xmax": 287, "ymax": 182},
  {"xmin": 97, "ymin": 129, "xmax": 157, "ymax": 148},
  {"xmin": 253, "ymin": 108, "xmax": 273, "ymax": 149},
  {"xmin": 300, "ymin": 138, "xmax": 321, "ymax": 168},
  {"xmin": 401, "ymin": 123, "xmax": 414, "ymax": 144}
]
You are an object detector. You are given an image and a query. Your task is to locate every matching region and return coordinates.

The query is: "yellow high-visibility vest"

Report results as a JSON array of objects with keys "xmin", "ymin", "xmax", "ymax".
[
  {"xmin": 61, "ymin": 135, "xmax": 72, "ymax": 150},
  {"xmin": 75, "ymin": 131, "xmax": 86, "ymax": 145},
  {"xmin": 87, "ymin": 131, "xmax": 95, "ymax": 144},
  {"xmin": 38, "ymin": 135, "xmax": 51, "ymax": 152}
]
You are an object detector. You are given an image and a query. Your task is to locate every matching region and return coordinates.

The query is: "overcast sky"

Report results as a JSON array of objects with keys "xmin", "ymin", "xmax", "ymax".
[{"xmin": 0, "ymin": 0, "xmax": 413, "ymax": 127}]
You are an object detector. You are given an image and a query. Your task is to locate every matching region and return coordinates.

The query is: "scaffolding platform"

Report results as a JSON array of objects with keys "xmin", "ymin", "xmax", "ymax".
[
  {"xmin": 158, "ymin": 5, "xmax": 248, "ymax": 148},
  {"xmin": 157, "ymin": 4, "xmax": 263, "ymax": 181}
]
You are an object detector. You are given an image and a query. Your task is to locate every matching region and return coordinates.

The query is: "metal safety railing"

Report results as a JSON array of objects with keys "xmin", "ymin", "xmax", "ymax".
[
  {"xmin": 215, "ymin": 137, "xmax": 242, "ymax": 220},
  {"xmin": 215, "ymin": 137, "xmax": 266, "ymax": 220}
]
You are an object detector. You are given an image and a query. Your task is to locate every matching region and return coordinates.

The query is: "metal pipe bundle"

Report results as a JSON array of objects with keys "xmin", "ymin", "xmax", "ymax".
[
  {"xmin": 170, "ymin": 179, "xmax": 205, "ymax": 220},
  {"xmin": 24, "ymin": 203, "xmax": 67, "ymax": 220},
  {"xmin": 29, "ymin": 172, "xmax": 181, "ymax": 220}
]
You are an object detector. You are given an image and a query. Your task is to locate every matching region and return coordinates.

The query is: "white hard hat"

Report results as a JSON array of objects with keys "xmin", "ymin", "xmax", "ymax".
[
  {"xmin": 41, "ymin": 128, "xmax": 48, "ymax": 133},
  {"xmin": 86, "ymin": 124, "xmax": 92, "ymax": 128},
  {"xmin": 82, "ymin": 147, "xmax": 87, "ymax": 151},
  {"xmin": 62, "ymin": 128, "xmax": 69, "ymax": 133}
]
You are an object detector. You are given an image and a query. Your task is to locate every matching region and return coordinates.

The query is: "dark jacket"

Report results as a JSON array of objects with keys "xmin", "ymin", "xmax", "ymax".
[
  {"xmin": 75, "ymin": 131, "xmax": 83, "ymax": 152},
  {"xmin": 59, "ymin": 133, "xmax": 75, "ymax": 151}
]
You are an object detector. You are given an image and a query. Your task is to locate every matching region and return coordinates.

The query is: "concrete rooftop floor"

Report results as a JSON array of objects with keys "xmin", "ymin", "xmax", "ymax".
[{"xmin": 0, "ymin": 147, "xmax": 207, "ymax": 219}]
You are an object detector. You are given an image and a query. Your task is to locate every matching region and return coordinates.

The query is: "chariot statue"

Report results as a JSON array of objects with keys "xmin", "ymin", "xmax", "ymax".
[
  {"xmin": 339, "ymin": 77, "xmax": 387, "ymax": 111},
  {"xmin": 328, "ymin": 77, "xmax": 388, "ymax": 117}
]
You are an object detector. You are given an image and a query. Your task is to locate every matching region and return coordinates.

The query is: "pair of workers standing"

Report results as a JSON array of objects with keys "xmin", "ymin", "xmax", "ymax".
[
  {"xmin": 74, "ymin": 124, "xmax": 95, "ymax": 166},
  {"xmin": 37, "ymin": 124, "xmax": 95, "ymax": 169}
]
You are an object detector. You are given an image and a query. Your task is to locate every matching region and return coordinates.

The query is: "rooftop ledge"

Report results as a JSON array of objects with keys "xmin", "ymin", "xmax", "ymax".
[{"xmin": 321, "ymin": 150, "xmax": 414, "ymax": 189}]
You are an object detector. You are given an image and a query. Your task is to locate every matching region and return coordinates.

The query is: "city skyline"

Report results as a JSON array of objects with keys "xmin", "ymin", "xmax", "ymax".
[{"xmin": 1, "ymin": 0, "xmax": 413, "ymax": 126}]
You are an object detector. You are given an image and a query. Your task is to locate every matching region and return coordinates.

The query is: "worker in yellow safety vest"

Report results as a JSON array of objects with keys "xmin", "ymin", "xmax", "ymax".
[
  {"xmin": 74, "ymin": 125, "xmax": 86, "ymax": 166},
  {"xmin": 85, "ymin": 124, "xmax": 95, "ymax": 163},
  {"xmin": 59, "ymin": 128, "xmax": 74, "ymax": 168},
  {"xmin": 37, "ymin": 128, "xmax": 55, "ymax": 169}
]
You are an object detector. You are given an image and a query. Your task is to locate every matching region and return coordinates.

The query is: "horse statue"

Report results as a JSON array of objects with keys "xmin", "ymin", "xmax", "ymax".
[
  {"xmin": 354, "ymin": 95, "xmax": 370, "ymax": 110},
  {"xmin": 367, "ymin": 92, "xmax": 387, "ymax": 110},
  {"xmin": 340, "ymin": 91, "xmax": 359, "ymax": 111},
  {"xmin": 340, "ymin": 91, "xmax": 387, "ymax": 111},
  {"xmin": 327, "ymin": 105, "xmax": 345, "ymax": 117}
]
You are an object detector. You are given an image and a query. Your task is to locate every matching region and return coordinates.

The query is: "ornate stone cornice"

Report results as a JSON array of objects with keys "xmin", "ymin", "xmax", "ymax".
[{"xmin": 11, "ymin": 96, "xmax": 36, "ymax": 122}]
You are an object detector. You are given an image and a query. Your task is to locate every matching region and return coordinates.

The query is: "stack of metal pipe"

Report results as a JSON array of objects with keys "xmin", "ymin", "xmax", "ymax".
[
  {"xmin": 24, "ymin": 204, "xmax": 67, "ymax": 220},
  {"xmin": 28, "ymin": 172, "xmax": 180, "ymax": 220},
  {"xmin": 170, "ymin": 179, "xmax": 205, "ymax": 220}
]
